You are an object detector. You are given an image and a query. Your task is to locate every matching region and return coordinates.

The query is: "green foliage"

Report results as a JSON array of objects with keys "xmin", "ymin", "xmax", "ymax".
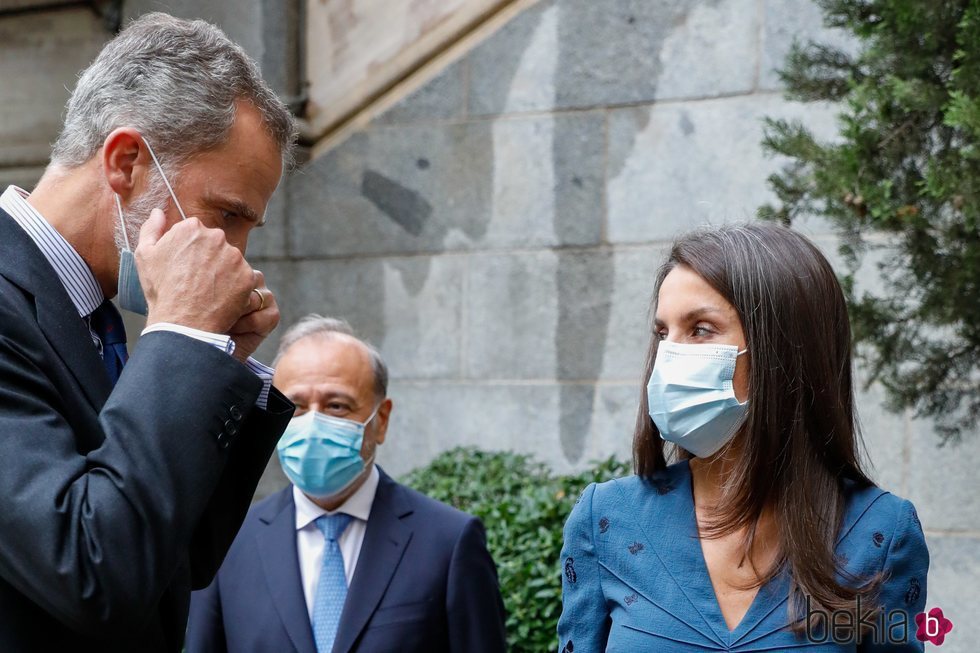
[
  {"xmin": 761, "ymin": 0, "xmax": 980, "ymax": 441},
  {"xmin": 400, "ymin": 447, "xmax": 630, "ymax": 653}
]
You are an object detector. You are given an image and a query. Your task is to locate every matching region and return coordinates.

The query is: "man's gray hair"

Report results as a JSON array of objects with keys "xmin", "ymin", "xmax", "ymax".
[
  {"xmin": 51, "ymin": 12, "xmax": 296, "ymax": 169},
  {"xmin": 275, "ymin": 315, "xmax": 389, "ymax": 401}
]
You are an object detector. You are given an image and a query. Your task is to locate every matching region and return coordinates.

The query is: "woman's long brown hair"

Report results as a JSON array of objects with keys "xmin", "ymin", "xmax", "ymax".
[{"xmin": 633, "ymin": 222, "xmax": 880, "ymax": 627}]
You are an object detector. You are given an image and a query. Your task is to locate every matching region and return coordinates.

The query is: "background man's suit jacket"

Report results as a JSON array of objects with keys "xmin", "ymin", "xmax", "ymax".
[
  {"xmin": 0, "ymin": 209, "xmax": 294, "ymax": 652},
  {"xmin": 186, "ymin": 469, "xmax": 508, "ymax": 653}
]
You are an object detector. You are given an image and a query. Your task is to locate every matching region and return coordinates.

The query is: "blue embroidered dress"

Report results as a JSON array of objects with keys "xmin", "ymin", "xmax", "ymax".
[{"xmin": 558, "ymin": 460, "xmax": 928, "ymax": 652}]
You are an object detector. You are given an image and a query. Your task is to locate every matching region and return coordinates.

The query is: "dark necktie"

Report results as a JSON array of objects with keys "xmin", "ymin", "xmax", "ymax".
[{"xmin": 89, "ymin": 300, "xmax": 129, "ymax": 386}]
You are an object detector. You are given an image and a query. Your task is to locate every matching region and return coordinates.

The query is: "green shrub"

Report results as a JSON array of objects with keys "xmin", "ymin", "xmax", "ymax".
[{"xmin": 400, "ymin": 447, "xmax": 631, "ymax": 653}]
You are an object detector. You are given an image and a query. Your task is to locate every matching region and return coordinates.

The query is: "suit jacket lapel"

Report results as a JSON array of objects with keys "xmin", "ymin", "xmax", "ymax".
[
  {"xmin": 256, "ymin": 488, "xmax": 317, "ymax": 653},
  {"xmin": 612, "ymin": 461, "xmax": 729, "ymax": 648},
  {"xmin": 333, "ymin": 469, "xmax": 414, "ymax": 653},
  {"xmin": 623, "ymin": 463, "xmax": 797, "ymax": 647},
  {"xmin": 0, "ymin": 210, "xmax": 110, "ymax": 410}
]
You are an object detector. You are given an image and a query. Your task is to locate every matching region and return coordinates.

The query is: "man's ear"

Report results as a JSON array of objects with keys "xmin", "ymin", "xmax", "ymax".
[
  {"xmin": 372, "ymin": 398, "xmax": 393, "ymax": 446},
  {"xmin": 102, "ymin": 128, "xmax": 147, "ymax": 199}
]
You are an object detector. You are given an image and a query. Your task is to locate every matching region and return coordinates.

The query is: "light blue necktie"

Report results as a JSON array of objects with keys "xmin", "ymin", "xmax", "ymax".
[{"xmin": 312, "ymin": 513, "xmax": 353, "ymax": 653}]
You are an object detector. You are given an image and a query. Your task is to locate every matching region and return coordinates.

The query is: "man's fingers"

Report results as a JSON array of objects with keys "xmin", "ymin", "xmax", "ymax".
[
  {"xmin": 136, "ymin": 208, "xmax": 168, "ymax": 248},
  {"xmin": 138, "ymin": 207, "xmax": 185, "ymax": 249},
  {"xmin": 236, "ymin": 286, "xmax": 278, "ymax": 328},
  {"xmin": 247, "ymin": 287, "xmax": 270, "ymax": 313},
  {"xmin": 229, "ymin": 308, "xmax": 278, "ymax": 336},
  {"xmin": 245, "ymin": 269, "xmax": 270, "ymax": 313}
]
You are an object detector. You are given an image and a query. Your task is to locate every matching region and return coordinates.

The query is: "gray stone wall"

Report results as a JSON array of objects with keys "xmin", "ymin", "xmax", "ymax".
[
  {"xmin": 0, "ymin": 6, "xmax": 110, "ymax": 187},
  {"xmin": 0, "ymin": 0, "xmax": 976, "ymax": 648}
]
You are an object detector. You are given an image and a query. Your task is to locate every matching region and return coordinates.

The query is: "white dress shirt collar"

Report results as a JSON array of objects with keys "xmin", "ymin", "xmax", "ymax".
[
  {"xmin": 293, "ymin": 464, "xmax": 380, "ymax": 530},
  {"xmin": 0, "ymin": 185, "xmax": 104, "ymax": 317}
]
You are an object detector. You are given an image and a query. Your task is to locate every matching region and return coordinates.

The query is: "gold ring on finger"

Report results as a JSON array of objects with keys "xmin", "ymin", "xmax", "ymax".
[{"xmin": 252, "ymin": 288, "xmax": 265, "ymax": 311}]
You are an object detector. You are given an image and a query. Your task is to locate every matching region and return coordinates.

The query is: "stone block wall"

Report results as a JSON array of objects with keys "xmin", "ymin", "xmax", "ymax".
[{"xmin": 0, "ymin": 6, "xmax": 110, "ymax": 187}]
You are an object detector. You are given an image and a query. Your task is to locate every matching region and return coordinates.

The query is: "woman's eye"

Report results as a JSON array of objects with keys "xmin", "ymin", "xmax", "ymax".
[
  {"xmin": 655, "ymin": 330, "xmax": 667, "ymax": 341},
  {"xmin": 692, "ymin": 325, "xmax": 714, "ymax": 337}
]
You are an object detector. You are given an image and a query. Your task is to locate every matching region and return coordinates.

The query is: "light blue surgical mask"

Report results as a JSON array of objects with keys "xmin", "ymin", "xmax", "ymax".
[
  {"xmin": 276, "ymin": 405, "xmax": 380, "ymax": 499},
  {"xmin": 114, "ymin": 139, "xmax": 187, "ymax": 315},
  {"xmin": 646, "ymin": 341, "xmax": 749, "ymax": 458}
]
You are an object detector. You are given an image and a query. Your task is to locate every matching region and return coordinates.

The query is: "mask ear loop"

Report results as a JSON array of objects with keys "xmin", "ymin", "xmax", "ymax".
[
  {"xmin": 114, "ymin": 194, "xmax": 132, "ymax": 252},
  {"xmin": 362, "ymin": 401, "xmax": 384, "ymax": 428},
  {"xmin": 142, "ymin": 138, "xmax": 188, "ymax": 222},
  {"xmin": 360, "ymin": 403, "xmax": 384, "ymax": 473}
]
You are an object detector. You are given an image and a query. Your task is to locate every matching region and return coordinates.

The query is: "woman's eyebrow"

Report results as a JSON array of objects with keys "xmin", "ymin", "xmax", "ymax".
[
  {"xmin": 654, "ymin": 306, "xmax": 725, "ymax": 326},
  {"xmin": 682, "ymin": 306, "xmax": 725, "ymax": 321}
]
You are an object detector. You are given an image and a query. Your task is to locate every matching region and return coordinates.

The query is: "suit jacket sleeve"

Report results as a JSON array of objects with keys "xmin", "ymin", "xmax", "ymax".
[
  {"xmin": 445, "ymin": 517, "xmax": 508, "ymax": 653},
  {"xmin": 557, "ymin": 483, "xmax": 610, "ymax": 653},
  {"xmin": 860, "ymin": 499, "xmax": 929, "ymax": 652},
  {"xmin": 189, "ymin": 385, "xmax": 293, "ymax": 588},
  {"xmin": 0, "ymin": 323, "xmax": 287, "ymax": 638}
]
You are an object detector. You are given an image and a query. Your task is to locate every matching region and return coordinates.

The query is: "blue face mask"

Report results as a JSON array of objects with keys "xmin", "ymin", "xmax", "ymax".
[
  {"xmin": 114, "ymin": 139, "xmax": 188, "ymax": 315},
  {"xmin": 276, "ymin": 405, "xmax": 380, "ymax": 499},
  {"xmin": 646, "ymin": 341, "xmax": 749, "ymax": 458}
]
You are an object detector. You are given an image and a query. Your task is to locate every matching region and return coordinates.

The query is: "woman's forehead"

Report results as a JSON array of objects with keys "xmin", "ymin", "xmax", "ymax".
[{"xmin": 657, "ymin": 266, "xmax": 733, "ymax": 314}]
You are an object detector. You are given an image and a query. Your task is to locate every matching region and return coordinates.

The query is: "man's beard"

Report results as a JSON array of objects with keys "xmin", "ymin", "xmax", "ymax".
[{"xmin": 114, "ymin": 176, "xmax": 171, "ymax": 252}]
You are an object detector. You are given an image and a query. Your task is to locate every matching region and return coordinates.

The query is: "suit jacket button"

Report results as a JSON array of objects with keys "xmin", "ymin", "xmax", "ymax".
[
  {"xmin": 229, "ymin": 405, "xmax": 243, "ymax": 421},
  {"xmin": 224, "ymin": 419, "xmax": 239, "ymax": 436},
  {"xmin": 216, "ymin": 432, "xmax": 229, "ymax": 449}
]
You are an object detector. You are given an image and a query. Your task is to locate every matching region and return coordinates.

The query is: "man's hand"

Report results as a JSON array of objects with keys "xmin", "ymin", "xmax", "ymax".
[
  {"xmin": 138, "ymin": 208, "xmax": 255, "ymax": 334},
  {"xmin": 228, "ymin": 270, "xmax": 280, "ymax": 362}
]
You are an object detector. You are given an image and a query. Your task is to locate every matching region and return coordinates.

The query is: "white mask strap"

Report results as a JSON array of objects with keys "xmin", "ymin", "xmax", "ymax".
[
  {"xmin": 114, "ymin": 194, "xmax": 131, "ymax": 251},
  {"xmin": 114, "ymin": 138, "xmax": 187, "ymax": 251},
  {"xmin": 142, "ymin": 138, "xmax": 188, "ymax": 221},
  {"xmin": 362, "ymin": 401, "xmax": 383, "ymax": 427}
]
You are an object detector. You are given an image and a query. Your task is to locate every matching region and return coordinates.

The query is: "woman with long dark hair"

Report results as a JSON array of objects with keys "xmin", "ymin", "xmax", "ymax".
[{"xmin": 557, "ymin": 223, "xmax": 928, "ymax": 651}]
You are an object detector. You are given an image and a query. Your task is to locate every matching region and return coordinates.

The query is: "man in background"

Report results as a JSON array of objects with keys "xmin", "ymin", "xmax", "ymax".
[
  {"xmin": 0, "ymin": 13, "xmax": 296, "ymax": 652},
  {"xmin": 187, "ymin": 315, "xmax": 507, "ymax": 653}
]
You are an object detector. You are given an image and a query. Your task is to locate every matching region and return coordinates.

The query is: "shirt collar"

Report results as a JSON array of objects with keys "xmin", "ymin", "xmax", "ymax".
[
  {"xmin": 0, "ymin": 185, "xmax": 105, "ymax": 316},
  {"xmin": 293, "ymin": 464, "xmax": 380, "ymax": 531}
]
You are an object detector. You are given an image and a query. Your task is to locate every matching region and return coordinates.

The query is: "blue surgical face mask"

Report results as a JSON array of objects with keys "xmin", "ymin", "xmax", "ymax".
[
  {"xmin": 276, "ymin": 404, "xmax": 380, "ymax": 499},
  {"xmin": 646, "ymin": 341, "xmax": 749, "ymax": 458},
  {"xmin": 114, "ymin": 139, "xmax": 188, "ymax": 315}
]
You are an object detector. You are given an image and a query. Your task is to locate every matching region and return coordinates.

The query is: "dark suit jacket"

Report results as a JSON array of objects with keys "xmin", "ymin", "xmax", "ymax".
[
  {"xmin": 186, "ymin": 469, "xmax": 508, "ymax": 653},
  {"xmin": 0, "ymin": 208, "xmax": 293, "ymax": 652}
]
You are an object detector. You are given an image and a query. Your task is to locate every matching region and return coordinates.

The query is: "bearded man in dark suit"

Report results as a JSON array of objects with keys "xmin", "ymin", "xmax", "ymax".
[{"xmin": 0, "ymin": 12, "xmax": 296, "ymax": 652}]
